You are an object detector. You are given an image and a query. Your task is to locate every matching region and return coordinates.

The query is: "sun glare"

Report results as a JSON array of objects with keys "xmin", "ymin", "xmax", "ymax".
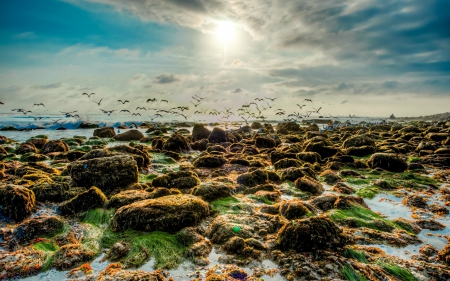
[{"xmin": 216, "ymin": 22, "xmax": 235, "ymax": 45}]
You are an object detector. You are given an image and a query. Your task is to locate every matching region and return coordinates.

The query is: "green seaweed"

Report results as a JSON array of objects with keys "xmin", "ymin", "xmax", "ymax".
[
  {"xmin": 33, "ymin": 242, "xmax": 58, "ymax": 252},
  {"xmin": 344, "ymin": 248, "xmax": 367, "ymax": 263},
  {"xmin": 250, "ymin": 195, "xmax": 274, "ymax": 205},
  {"xmin": 345, "ymin": 177, "xmax": 371, "ymax": 185},
  {"xmin": 356, "ymin": 186, "xmax": 379, "ymax": 199},
  {"xmin": 408, "ymin": 156, "xmax": 421, "ymax": 163},
  {"xmin": 80, "ymin": 208, "xmax": 115, "ymax": 228},
  {"xmin": 139, "ymin": 173, "xmax": 158, "ymax": 183},
  {"xmin": 341, "ymin": 264, "xmax": 367, "ymax": 281},
  {"xmin": 101, "ymin": 229, "xmax": 187, "ymax": 269},
  {"xmin": 377, "ymin": 261, "xmax": 417, "ymax": 281},
  {"xmin": 210, "ymin": 196, "xmax": 245, "ymax": 214}
]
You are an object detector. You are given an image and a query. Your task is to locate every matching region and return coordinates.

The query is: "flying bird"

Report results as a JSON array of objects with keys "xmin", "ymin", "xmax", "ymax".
[
  {"xmin": 132, "ymin": 113, "xmax": 141, "ymax": 116},
  {"xmin": 82, "ymin": 93, "xmax": 95, "ymax": 97},
  {"xmin": 33, "ymin": 103, "xmax": 45, "ymax": 107},
  {"xmin": 161, "ymin": 100, "xmax": 169, "ymax": 103},
  {"xmin": 118, "ymin": 100, "xmax": 129, "ymax": 104},
  {"xmin": 265, "ymin": 97, "xmax": 278, "ymax": 101},
  {"xmin": 147, "ymin": 98, "xmax": 157, "ymax": 103},
  {"xmin": 136, "ymin": 107, "xmax": 146, "ymax": 110},
  {"xmin": 120, "ymin": 109, "xmax": 130, "ymax": 114},
  {"xmin": 93, "ymin": 98, "xmax": 103, "ymax": 106},
  {"xmin": 304, "ymin": 99, "xmax": 313, "ymax": 103}
]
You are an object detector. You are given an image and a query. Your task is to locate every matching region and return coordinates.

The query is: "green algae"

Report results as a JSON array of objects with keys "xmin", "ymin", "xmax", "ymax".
[
  {"xmin": 139, "ymin": 173, "xmax": 158, "ymax": 183},
  {"xmin": 80, "ymin": 208, "xmax": 115, "ymax": 228},
  {"xmin": 355, "ymin": 186, "xmax": 379, "ymax": 199},
  {"xmin": 250, "ymin": 195, "xmax": 274, "ymax": 205},
  {"xmin": 408, "ymin": 156, "xmax": 421, "ymax": 163},
  {"xmin": 343, "ymin": 248, "xmax": 367, "ymax": 263},
  {"xmin": 210, "ymin": 196, "xmax": 245, "ymax": 214},
  {"xmin": 101, "ymin": 229, "xmax": 187, "ymax": 269},
  {"xmin": 34, "ymin": 241, "xmax": 59, "ymax": 252},
  {"xmin": 341, "ymin": 264, "xmax": 367, "ymax": 281},
  {"xmin": 377, "ymin": 261, "xmax": 417, "ymax": 281}
]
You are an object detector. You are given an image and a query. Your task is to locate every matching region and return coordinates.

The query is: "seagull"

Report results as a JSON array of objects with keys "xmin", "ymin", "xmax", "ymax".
[
  {"xmin": 132, "ymin": 113, "xmax": 141, "ymax": 116},
  {"xmin": 265, "ymin": 97, "xmax": 278, "ymax": 101},
  {"xmin": 304, "ymin": 99, "xmax": 313, "ymax": 103},
  {"xmin": 93, "ymin": 98, "xmax": 103, "ymax": 106},
  {"xmin": 82, "ymin": 93, "xmax": 95, "ymax": 97},
  {"xmin": 190, "ymin": 101, "xmax": 200, "ymax": 107},
  {"xmin": 313, "ymin": 107, "xmax": 322, "ymax": 113},
  {"xmin": 120, "ymin": 109, "xmax": 131, "ymax": 114},
  {"xmin": 161, "ymin": 100, "xmax": 169, "ymax": 103},
  {"xmin": 118, "ymin": 100, "xmax": 129, "ymax": 104},
  {"xmin": 297, "ymin": 104, "xmax": 306, "ymax": 109},
  {"xmin": 0, "ymin": 102, "xmax": 4, "ymax": 105},
  {"xmin": 146, "ymin": 98, "xmax": 157, "ymax": 103},
  {"xmin": 33, "ymin": 103, "xmax": 45, "ymax": 107},
  {"xmin": 136, "ymin": 107, "xmax": 146, "ymax": 110}
]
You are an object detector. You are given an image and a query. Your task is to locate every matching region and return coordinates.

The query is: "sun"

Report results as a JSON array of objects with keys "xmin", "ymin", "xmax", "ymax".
[{"xmin": 215, "ymin": 22, "xmax": 235, "ymax": 45}]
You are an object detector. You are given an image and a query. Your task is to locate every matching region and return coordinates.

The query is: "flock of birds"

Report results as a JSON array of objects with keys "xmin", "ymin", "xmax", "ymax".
[{"xmin": 0, "ymin": 93, "xmax": 364, "ymax": 130}]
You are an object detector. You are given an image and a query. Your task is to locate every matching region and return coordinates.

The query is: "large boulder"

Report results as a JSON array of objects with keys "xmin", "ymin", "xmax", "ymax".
[
  {"xmin": 113, "ymin": 130, "xmax": 144, "ymax": 141},
  {"xmin": 191, "ymin": 181, "xmax": 236, "ymax": 201},
  {"xmin": 162, "ymin": 133, "xmax": 190, "ymax": 152},
  {"xmin": 208, "ymin": 127, "xmax": 227, "ymax": 143},
  {"xmin": 294, "ymin": 176, "xmax": 324, "ymax": 195},
  {"xmin": 303, "ymin": 137, "xmax": 338, "ymax": 159},
  {"xmin": 41, "ymin": 140, "xmax": 69, "ymax": 154},
  {"xmin": 109, "ymin": 145, "xmax": 151, "ymax": 168},
  {"xmin": 192, "ymin": 124, "xmax": 211, "ymax": 141},
  {"xmin": 68, "ymin": 155, "xmax": 139, "ymax": 191},
  {"xmin": 13, "ymin": 216, "xmax": 64, "ymax": 243},
  {"xmin": 342, "ymin": 134, "xmax": 375, "ymax": 148},
  {"xmin": 0, "ymin": 184, "xmax": 35, "ymax": 221},
  {"xmin": 15, "ymin": 143, "xmax": 37, "ymax": 154},
  {"xmin": 93, "ymin": 127, "xmax": 116, "ymax": 138},
  {"xmin": 31, "ymin": 182, "xmax": 86, "ymax": 203},
  {"xmin": 193, "ymin": 154, "xmax": 227, "ymax": 168},
  {"xmin": 255, "ymin": 136, "xmax": 276, "ymax": 149},
  {"xmin": 237, "ymin": 169, "xmax": 268, "ymax": 187},
  {"xmin": 277, "ymin": 217, "xmax": 347, "ymax": 252},
  {"xmin": 59, "ymin": 186, "xmax": 107, "ymax": 215},
  {"xmin": 152, "ymin": 171, "xmax": 200, "ymax": 189},
  {"xmin": 279, "ymin": 200, "xmax": 310, "ymax": 220},
  {"xmin": 111, "ymin": 194, "xmax": 210, "ymax": 233},
  {"xmin": 367, "ymin": 153, "xmax": 407, "ymax": 172}
]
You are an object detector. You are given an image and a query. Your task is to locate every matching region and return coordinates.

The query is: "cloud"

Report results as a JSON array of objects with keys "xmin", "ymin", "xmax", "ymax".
[
  {"xmin": 382, "ymin": 81, "xmax": 400, "ymax": 89},
  {"xmin": 153, "ymin": 73, "xmax": 180, "ymax": 84},
  {"xmin": 232, "ymin": 88, "xmax": 243, "ymax": 93},
  {"xmin": 13, "ymin": 32, "xmax": 37, "ymax": 39},
  {"xmin": 341, "ymin": 100, "xmax": 348, "ymax": 104},
  {"xmin": 32, "ymin": 83, "xmax": 63, "ymax": 90}
]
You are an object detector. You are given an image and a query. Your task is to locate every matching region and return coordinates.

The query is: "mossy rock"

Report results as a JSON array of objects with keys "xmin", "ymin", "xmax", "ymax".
[
  {"xmin": 112, "ymin": 194, "xmax": 210, "ymax": 233},
  {"xmin": 68, "ymin": 155, "xmax": 139, "ymax": 191},
  {"xmin": 54, "ymin": 243, "xmax": 97, "ymax": 270},
  {"xmin": 152, "ymin": 171, "xmax": 200, "ymax": 189},
  {"xmin": 59, "ymin": 186, "xmax": 108, "ymax": 215},
  {"xmin": 191, "ymin": 181, "xmax": 236, "ymax": 202},
  {"xmin": 41, "ymin": 140, "xmax": 70, "ymax": 154},
  {"xmin": 20, "ymin": 152, "xmax": 49, "ymax": 162},
  {"xmin": 294, "ymin": 176, "xmax": 324, "ymax": 195},
  {"xmin": 273, "ymin": 158, "xmax": 303, "ymax": 170},
  {"xmin": 236, "ymin": 169, "xmax": 268, "ymax": 187},
  {"xmin": 367, "ymin": 153, "xmax": 407, "ymax": 172},
  {"xmin": 193, "ymin": 154, "xmax": 227, "ymax": 168},
  {"xmin": 277, "ymin": 217, "xmax": 347, "ymax": 252},
  {"xmin": 0, "ymin": 184, "xmax": 35, "ymax": 221},
  {"xmin": 31, "ymin": 182, "xmax": 86, "ymax": 203},
  {"xmin": 15, "ymin": 143, "xmax": 38, "ymax": 154},
  {"xmin": 162, "ymin": 133, "xmax": 190, "ymax": 152},
  {"xmin": 279, "ymin": 200, "xmax": 311, "ymax": 220},
  {"xmin": 14, "ymin": 216, "xmax": 65, "ymax": 243}
]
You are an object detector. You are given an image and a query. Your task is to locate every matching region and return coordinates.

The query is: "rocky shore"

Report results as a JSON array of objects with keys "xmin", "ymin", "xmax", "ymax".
[{"xmin": 1, "ymin": 120, "xmax": 450, "ymax": 281}]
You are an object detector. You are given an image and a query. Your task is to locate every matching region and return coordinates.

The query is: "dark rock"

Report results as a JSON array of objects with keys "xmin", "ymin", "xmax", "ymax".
[
  {"xmin": 319, "ymin": 170, "xmax": 341, "ymax": 184},
  {"xmin": 41, "ymin": 140, "xmax": 69, "ymax": 154},
  {"xmin": 93, "ymin": 127, "xmax": 116, "ymax": 138},
  {"xmin": 208, "ymin": 127, "xmax": 227, "ymax": 143},
  {"xmin": 294, "ymin": 176, "xmax": 324, "ymax": 195},
  {"xmin": 277, "ymin": 217, "xmax": 347, "ymax": 252},
  {"xmin": 162, "ymin": 133, "xmax": 190, "ymax": 152},
  {"xmin": 255, "ymin": 136, "xmax": 276, "ymax": 149},
  {"xmin": 416, "ymin": 219, "xmax": 446, "ymax": 230},
  {"xmin": 0, "ymin": 184, "xmax": 35, "ymax": 221},
  {"xmin": 279, "ymin": 200, "xmax": 310, "ymax": 219},
  {"xmin": 342, "ymin": 134, "xmax": 375, "ymax": 148},
  {"xmin": 279, "ymin": 167, "xmax": 315, "ymax": 182},
  {"xmin": 14, "ymin": 216, "xmax": 64, "ymax": 243},
  {"xmin": 113, "ymin": 130, "xmax": 144, "ymax": 141},
  {"xmin": 59, "ymin": 186, "xmax": 107, "ymax": 215},
  {"xmin": 237, "ymin": 169, "xmax": 268, "ymax": 187},
  {"xmin": 402, "ymin": 194, "xmax": 427, "ymax": 208},
  {"xmin": 152, "ymin": 171, "xmax": 200, "ymax": 189},
  {"xmin": 192, "ymin": 124, "xmax": 211, "ymax": 141},
  {"xmin": 191, "ymin": 181, "xmax": 235, "ymax": 202},
  {"xmin": 270, "ymin": 151, "xmax": 297, "ymax": 164},
  {"xmin": 193, "ymin": 154, "xmax": 227, "ymax": 168},
  {"xmin": 345, "ymin": 145, "xmax": 376, "ymax": 156},
  {"xmin": 334, "ymin": 196, "xmax": 368, "ymax": 210},
  {"xmin": 251, "ymin": 122, "xmax": 262, "ymax": 129},
  {"xmin": 31, "ymin": 182, "xmax": 86, "ymax": 203},
  {"xmin": 437, "ymin": 242, "xmax": 450, "ymax": 264},
  {"xmin": 112, "ymin": 194, "xmax": 210, "ymax": 233},
  {"xmin": 68, "ymin": 155, "xmax": 139, "ymax": 191},
  {"xmin": 367, "ymin": 153, "xmax": 407, "ymax": 172},
  {"xmin": 191, "ymin": 139, "xmax": 209, "ymax": 151},
  {"xmin": 15, "ymin": 143, "xmax": 37, "ymax": 154},
  {"xmin": 303, "ymin": 137, "xmax": 338, "ymax": 159},
  {"xmin": 54, "ymin": 244, "xmax": 97, "ymax": 270},
  {"xmin": 332, "ymin": 182, "xmax": 355, "ymax": 194},
  {"xmin": 273, "ymin": 158, "xmax": 303, "ymax": 170},
  {"xmin": 310, "ymin": 194, "xmax": 338, "ymax": 211},
  {"xmin": 297, "ymin": 152, "xmax": 321, "ymax": 164}
]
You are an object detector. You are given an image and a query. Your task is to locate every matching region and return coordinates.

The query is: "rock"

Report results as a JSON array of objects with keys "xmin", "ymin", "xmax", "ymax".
[
  {"xmin": 192, "ymin": 124, "xmax": 211, "ymax": 141},
  {"xmin": 162, "ymin": 133, "xmax": 190, "ymax": 152},
  {"xmin": 152, "ymin": 171, "xmax": 200, "ymax": 189},
  {"xmin": 93, "ymin": 127, "xmax": 116, "ymax": 138},
  {"xmin": 151, "ymin": 138, "xmax": 165, "ymax": 150},
  {"xmin": 31, "ymin": 182, "xmax": 86, "ymax": 203},
  {"xmin": 345, "ymin": 146, "xmax": 376, "ymax": 156},
  {"xmin": 41, "ymin": 140, "xmax": 69, "ymax": 154},
  {"xmin": 319, "ymin": 170, "xmax": 341, "ymax": 184},
  {"xmin": 342, "ymin": 134, "xmax": 375, "ymax": 149},
  {"xmin": 402, "ymin": 194, "xmax": 427, "ymax": 208},
  {"xmin": 54, "ymin": 244, "xmax": 97, "ymax": 270},
  {"xmin": 237, "ymin": 169, "xmax": 268, "ymax": 187},
  {"xmin": 193, "ymin": 154, "xmax": 227, "ymax": 168},
  {"xmin": 0, "ymin": 184, "xmax": 35, "ymax": 221},
  {"xmin": 104, "ymin": 242, "xmax": 130, "ymax": 261},
  {"xmin": 109, "ymin": 145, "xmax": 151, "ymax": 168},
  {"xmin": 78, "ymin": 122, "xmax": 99, "ymax": 129},
  {"xmin": 279, "ymin": 167, "xmax": 314, "ymax": 181},
  {"xmin": 426, "ymin": 133, "xmax": 449, "ymax": 142},
  {"xmin": 251, "ymin": 122, "xmax": 262, "ymax": 129},
  {"xmin": 15, "ymin": 143, "xmax": 37, "ymax": 154},
  {"xmin": 68, "ymin": 155, "xmax": 139, "ymax": 192},
  {"xmin": 273, "ymin": 158, "xmax": 303, "ymax": 170},
  {"xmin": 191, "ymin": 139, "xmax": 209, "ymax": 151},
  {"xmin": 303, "ymin": 137, "xmax": 338, "ymax": 159},
  {"xmin": 390, "ymin": 114, "xmax": 396, "ymax": 119},
  {"xmin": 428, "ymin": 203, "xmax": 449, "ymax": 214},
  {"xmin": 208, "ymin": 127, "xmax": 227, "ymax": 143},
  {"xmin": 276, "ymin": 122, "xmax": 301, "ymax": 133},
  {"xmin": 270, "ymin": 151, "xmax": 298, "ymax": 164},
  {"xmin": 416, "ymin": 219, "xmax": 446, "ymax": 230},
  {"xmin": 391, "ymin": 218, "xmax": 421, "ymax": 234},
  {"xmin": 14, "ymin": 216, "xmax": 64, "ymax": 243},
  {"xmin": 113, "ymin": 130, "xmax": 144, "ymax": 141},
  {"xmin": 223, "ymin": 236, "xmax": 245, "ymax": 254},
  {"xmin": 107, "ymin": 190, "xmax": 152, "ymax": 209},
  {"xmin": 294, "ymin": 176, "xmax": 324, "ymax": 195},
  {"xmin": 59, "ymin": 186, "xmax": 108, "ymax": 215},
  {"xmin": 111, "ymin": 194, "xmax": 210, "ymax": 233},
  {"xmin": 332, "ymin": 182, "xmax": 355, "ymax": 194},
  {"xmin": 310, "ymin": 194, "xmax": 338, "ymax": 211},
  {"xmin": 419, "ymin": 244, "xmax": 438, "ymax": 257},
  {"xmin": 437, "ymin": 242, "xmax": 450, "ymax": 264},
  {"xmin": 255, "ymin": 136, "xmax": 276, "ymax": 149},
  {"xmin": 334, "ymin": 196, "xmax": 368, "ymax": 210},
  {"xmin": 367, "ymin": 153, "xmax": 407, "ymax": 172},
  {"xmin": 277, "ymin": 217, "xmax": 347, "ymax": 252},
  {"xmin": 297, "ymin": 152, "xmax": 321, "ymax": 164},
  {"xmin": 191, "ymin": 181, "xmax": 236, "ymax": 201},
  {"xmin": 279, "ymin": 200, "xmax": 310, "ymax": 219}
]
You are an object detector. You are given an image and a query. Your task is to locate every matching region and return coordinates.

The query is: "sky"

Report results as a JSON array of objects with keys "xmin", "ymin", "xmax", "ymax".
[{"xmin": 0, "ymin": 0, "xmax": 449, "ymax": 118}]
